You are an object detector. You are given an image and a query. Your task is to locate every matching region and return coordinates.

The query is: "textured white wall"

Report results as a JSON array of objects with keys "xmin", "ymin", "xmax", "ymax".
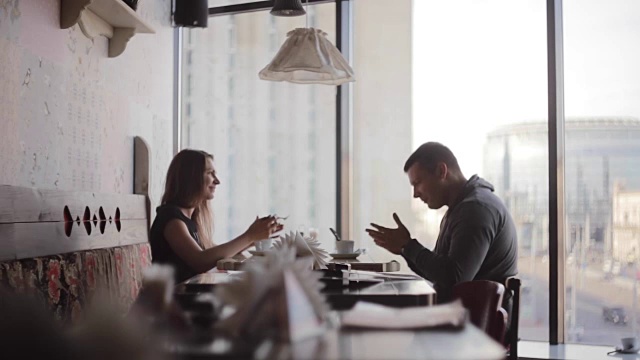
[{"xmin": 0, "ymin": 0, "xmax": 174, "ymax": 203}]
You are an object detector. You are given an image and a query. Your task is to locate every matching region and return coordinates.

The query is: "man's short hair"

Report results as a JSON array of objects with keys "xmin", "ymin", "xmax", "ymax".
[{"xmin": 404, "ymin": 142, "xmax": 461, "ymax": 173}]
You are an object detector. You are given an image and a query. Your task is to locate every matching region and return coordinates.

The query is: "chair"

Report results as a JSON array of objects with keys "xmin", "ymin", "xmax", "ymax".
[
  {"xmin": 492, "ymin": 307, "xmax": 508, "ymax": 344},
  {"xmin": 452, "ymin": 280, "xmax": 506, "ymax": 344},
  {"xmin": 505, "ymin": 277, "xmax": 521, "ymax": 360}
]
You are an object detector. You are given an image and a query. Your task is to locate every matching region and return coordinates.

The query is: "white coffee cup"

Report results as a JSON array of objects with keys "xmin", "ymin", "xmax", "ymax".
[
  {"xmin": 255, "ymin": 238, "xmax": 273, "ymax": 252},
  {"xmin": 621, "ymin": 337, "xmax": 639, "ymax": 352},
  {"xmin": 335, "ymin": 240, "xmax": 355, "ymax": 254}
]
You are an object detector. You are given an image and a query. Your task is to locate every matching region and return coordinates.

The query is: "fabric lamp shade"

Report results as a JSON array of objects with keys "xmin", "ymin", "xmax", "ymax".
[
  {"xmin": 271, "ymin": 0, "xmax": 306, "ymax": 17},
  {"xmin": 259, "ymin": 28, "xmax": 355, "ymax": 85}
]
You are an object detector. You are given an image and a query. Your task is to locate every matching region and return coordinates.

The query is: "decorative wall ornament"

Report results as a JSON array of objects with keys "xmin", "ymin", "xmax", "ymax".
[{"xmin": 63, "ymin": 205, "xmax": 121, "ymax": 236}]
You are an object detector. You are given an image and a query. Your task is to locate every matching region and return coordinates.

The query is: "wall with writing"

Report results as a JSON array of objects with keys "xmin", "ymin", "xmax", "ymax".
[{"xmin": 0, "ymin": 0, "xmax": 173, "ymax": 204}]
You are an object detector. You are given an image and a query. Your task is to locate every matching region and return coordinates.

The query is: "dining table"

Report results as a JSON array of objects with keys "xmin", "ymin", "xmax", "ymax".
[
  {"xmin": 168, "ymin": 316, "xmax": 506, "ymax": 360},
  {"xmin": 170, "ymin": 268, "xmax": 505, "ymax": 359},
  {"xmin": 176, "ymin": 270, "xmax": 437, "ymax": 310}
]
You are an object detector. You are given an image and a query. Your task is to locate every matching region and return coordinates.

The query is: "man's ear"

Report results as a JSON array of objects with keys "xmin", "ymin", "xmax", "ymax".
[{"xmin": 436, "ymin": 162, "xmax": 448, "ymax": 179}]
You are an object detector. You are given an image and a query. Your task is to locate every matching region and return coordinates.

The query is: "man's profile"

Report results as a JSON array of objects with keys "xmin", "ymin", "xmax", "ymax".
[{"xmin": 366, "ymin": 142, "xmax": 518, "ymax": 302}]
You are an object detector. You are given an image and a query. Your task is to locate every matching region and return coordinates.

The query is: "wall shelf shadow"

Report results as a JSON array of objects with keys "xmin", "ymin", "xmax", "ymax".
[{"xmin": 60, "ymin": 0, "xmax": 155, "ymax": 58}]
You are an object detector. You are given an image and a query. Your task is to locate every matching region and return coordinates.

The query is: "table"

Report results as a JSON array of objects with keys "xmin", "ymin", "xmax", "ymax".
[
  {"xmin": 323, "ymin": 276, "xmax": 436, "ymax": 309},
  {"xmin": 171, "ymin": 271, "xmax": 503, "ymax": 360},
  {"xmin": 169, "ymin": 321, "xmax": 506, "ymax": 360},
  {"xmin": 176, "ymin": 271, "xmax": 437, "ymax": 310}
]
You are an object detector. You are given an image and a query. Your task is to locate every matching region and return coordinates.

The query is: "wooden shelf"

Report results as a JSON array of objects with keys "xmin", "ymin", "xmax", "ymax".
[{"xmin": 60, "ymin": 0, "xmax": 155, "ymax": 58}]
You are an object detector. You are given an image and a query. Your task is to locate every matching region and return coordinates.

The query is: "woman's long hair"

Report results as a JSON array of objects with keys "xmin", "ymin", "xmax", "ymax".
[{"xmin": 161, "ymin": 149, "xmax": 214, "ymax": 249}]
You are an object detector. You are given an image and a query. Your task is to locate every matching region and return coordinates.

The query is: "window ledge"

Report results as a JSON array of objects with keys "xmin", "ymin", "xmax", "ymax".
[{"xmin": 519, "ymin": 340, "xmax": 637, "ymax": 360}]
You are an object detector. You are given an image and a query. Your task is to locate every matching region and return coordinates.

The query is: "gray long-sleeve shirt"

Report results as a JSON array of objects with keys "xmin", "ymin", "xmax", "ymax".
[{"xmin": 401, "ymin": 175, "xmax": 518, "ymax": 302}]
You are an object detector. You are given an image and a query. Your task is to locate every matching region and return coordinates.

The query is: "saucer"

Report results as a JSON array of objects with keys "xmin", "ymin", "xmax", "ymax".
[
  {"xmin": 616, "ymin": 347, "xmax": 640, "ymax": 354},
  {"xmin": 329, "ymin": 252, "xmax": 360, "ymax": 260},
  {"xmin": 248, "ymin": 250, "xmax": 268, "ymax": 256}
]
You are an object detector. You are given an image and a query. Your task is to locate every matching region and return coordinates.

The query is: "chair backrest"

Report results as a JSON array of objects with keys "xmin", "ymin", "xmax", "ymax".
[
  {"xmin": 0, "ymin": 136, "xmax": 154, "ymax": 324},
  {"xmin": 505, "ymin": 276, "xmax": 521, "ymax": 360},
  {"xmin": 452, "ymin": 280, "xmax": 505, "ymax": 339},
  {"xmin": 0, "ymin": 183, "xmax": 152, "ymax": 324},
  {"xmin": 492, "ymin": 307, "xmax": 508, "ymax": 344}
]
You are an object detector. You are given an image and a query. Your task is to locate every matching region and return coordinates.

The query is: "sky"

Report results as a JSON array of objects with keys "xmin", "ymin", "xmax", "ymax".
[{"xmin": 412, "ymin": 0, "xmax": 640, "ymax": 176}]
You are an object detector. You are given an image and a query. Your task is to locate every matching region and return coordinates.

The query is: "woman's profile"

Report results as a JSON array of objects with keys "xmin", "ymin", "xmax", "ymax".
[{"xmin": 149, "ymin": 149, "xmax": 282, "ymax": 282}]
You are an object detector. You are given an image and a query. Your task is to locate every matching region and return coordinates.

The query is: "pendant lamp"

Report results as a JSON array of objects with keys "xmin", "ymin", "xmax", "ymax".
[
  {"xmin": 259, "ymin": 28, "xmax": 355, "ymax": 85},
  {"xmin": 270, "ymin": 0, "xmax": 306, "ymax": 17},
  {"xmin": 261, "ymin": 0, "xmax": 354, "ymax": 85}
]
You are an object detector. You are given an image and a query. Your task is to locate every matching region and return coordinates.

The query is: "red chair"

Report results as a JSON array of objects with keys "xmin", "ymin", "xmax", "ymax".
[
  {"xmin": 452, "ymin": 280, "xmax": 507, "ymax": 345},
  {"xmin": 505, "ymin": 277, "xmax": 521, "ymax": 360}
]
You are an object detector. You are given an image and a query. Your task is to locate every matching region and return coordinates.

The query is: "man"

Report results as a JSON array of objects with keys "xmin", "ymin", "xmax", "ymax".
[{"xmin": 366, "ymin": 142, "xmax": 518, "ymax": 302}]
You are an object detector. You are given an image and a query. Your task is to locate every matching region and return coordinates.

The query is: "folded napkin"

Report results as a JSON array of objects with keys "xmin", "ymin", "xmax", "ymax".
[
  {"xmin": 274, "ymin": 231, "xmax": 329, "ymax": 270},
  {"xmin": 341, "ymin": 299, "xmax": 467, "ymax": 329},
  {"xmin": 214, "ymin": 246, "xmax": 330, "ymax": 341}
]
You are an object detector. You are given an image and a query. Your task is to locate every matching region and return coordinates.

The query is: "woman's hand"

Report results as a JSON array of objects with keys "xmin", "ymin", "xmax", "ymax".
[{"xmin": 244, "ymin": 215, "xmax": 283, "ymax": 243}]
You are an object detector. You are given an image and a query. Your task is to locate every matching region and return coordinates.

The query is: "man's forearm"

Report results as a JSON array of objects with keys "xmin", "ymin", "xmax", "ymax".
[
  {"xmin": 401, "ymin": 251, "xmax": 427, "ymax": 279},
  {"xmin": 401, "ymin": 239, "xmax": 457, "ymax": 288}
]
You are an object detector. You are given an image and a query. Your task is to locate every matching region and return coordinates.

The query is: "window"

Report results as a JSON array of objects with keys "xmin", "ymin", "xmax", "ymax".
[
  {"xmin": 351, "ymin": 0, "xmax": 413, "ymax": 263},
  {"xmin": 228, "ymin": 20, "xmax": 236, "ymax": 51},
  {"xmin": 186, "ymin": 74, "xmax": 192, "ymax": 96},
  {"xmin": 177, "ymin": 0, "xmax": 640, "ymax": 347},
  {"xmin": 563, "ymin": 0, "xmax": 640, "ymax": 345},
  {"xmin": 181, "ymin": 5, "xmax": 337, "ymax": 249},
  {"xmin": 414, "ymin": 0, "xmax": 549, "ymax": 342},
  {"xmin": 352, "ymin": 0, "xmax": 548, "ymax": 341}
]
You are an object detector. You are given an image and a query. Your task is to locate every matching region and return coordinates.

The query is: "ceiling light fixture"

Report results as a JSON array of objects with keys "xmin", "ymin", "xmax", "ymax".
[
  {"xmin": 270, "ymin": 0, "xmax": 306, "ymax": 17},
  {"xmin": 260, "ymin": 0, "xmax": 354, "ymax": 85}
]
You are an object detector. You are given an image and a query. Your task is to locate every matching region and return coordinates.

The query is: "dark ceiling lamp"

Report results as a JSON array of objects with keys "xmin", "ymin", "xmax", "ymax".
[
  {"xmin": 270, "ymin": 0, "xmax": 306, "ymax": 17},
  {"xmin": 173, "ymin": 0, "xmax": 208, "ymax": 28}
]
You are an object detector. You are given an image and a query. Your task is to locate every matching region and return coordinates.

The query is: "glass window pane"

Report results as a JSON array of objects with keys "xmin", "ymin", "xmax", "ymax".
[
  {"xmin": 181, "ymin": 6, "xmax": 337, "ymax": 248},
  {"xmin": 564, "ymin": 0, "xmax": 640, "ymax": 345},
  {"xmin": 353, "ymin": 0, "xmax": 548, "ymax": 341},
  {"xmin": 352, "ymin": 0, "xmax": 414, "ymax": 265}
]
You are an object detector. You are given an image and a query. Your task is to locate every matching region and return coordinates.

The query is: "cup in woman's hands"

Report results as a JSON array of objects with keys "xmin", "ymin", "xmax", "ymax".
[
  {"xmin": 335, "ymin": 240, "xmax": 355, "ymax": 254},
  {"xmin": 255, "ymin": 238, "xmax": 273, "ymax": 252}
]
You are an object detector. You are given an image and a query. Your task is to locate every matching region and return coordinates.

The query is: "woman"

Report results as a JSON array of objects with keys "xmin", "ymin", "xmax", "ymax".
[{"xmin": 149, "ymin": 149, "xmax": 282, "ymax": 282}]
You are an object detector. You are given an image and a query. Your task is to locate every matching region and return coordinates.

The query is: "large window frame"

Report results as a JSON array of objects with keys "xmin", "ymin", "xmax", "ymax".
[
  {"xmin": 173, "ymin": 0, "xmax": 574, "ymax": 345},
  {"xmin": 547, "ymin": 0, "xmax": 566, "ymax": 344}
]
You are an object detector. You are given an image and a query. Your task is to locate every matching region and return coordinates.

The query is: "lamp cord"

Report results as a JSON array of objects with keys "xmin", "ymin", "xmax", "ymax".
[{"xmin": 305, "ymin": 0, "xmax": 309, "ymax": 28}]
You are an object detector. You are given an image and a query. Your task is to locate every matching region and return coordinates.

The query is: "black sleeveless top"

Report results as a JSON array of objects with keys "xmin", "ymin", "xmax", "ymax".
[{"xmin": 149, "ymin": 204, "xmax": 203, "ymax": 283}]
